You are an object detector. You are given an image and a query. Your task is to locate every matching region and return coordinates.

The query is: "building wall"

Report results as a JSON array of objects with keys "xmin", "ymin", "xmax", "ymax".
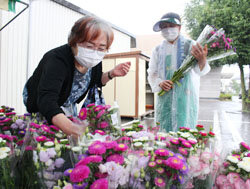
[{"xmin": 0, "ymin": 0, "xmax": 133, "ymax": 114}]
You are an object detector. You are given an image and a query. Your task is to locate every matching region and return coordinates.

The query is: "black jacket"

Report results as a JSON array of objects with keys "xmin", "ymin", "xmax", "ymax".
[{"xmin": 26, "ymin": 44, "xmax": 103, "ymax": 123}]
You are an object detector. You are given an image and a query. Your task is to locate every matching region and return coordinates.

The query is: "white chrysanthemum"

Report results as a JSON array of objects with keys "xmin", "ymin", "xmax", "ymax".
[
  {"xmin": 242, "ymin": 157, "xmax": 250, "ymax": 163},
  {"xmin": 237, "ymin": 161, "xmax": 250, "ymax": 172},
  {"xmin": 126, "ymin": 131, "xmax": 136, "ymax": 136},
  {"xmin": 134, "ymin": 142, "xmax": 143, "ymax": 147},
  {"xmin": 169, "ymin": 131, "xmax": 176, "ymax": 136},
  {"xmin": 144, "ymin": 147, "xmax": 154, "ymax": 151},
  {"xmin": 227, "ymin": 155, "xmax": 239, "ymax": 164},
  {"xmin": 0, "ymin": 147, "xmax": 10, "ymax": 153},
  {"xmin": 228, "ymin": 166, "xmax": 236, "ymax": 171},
  {"xmin": 187, "ymin": 137, "xmax": 197, "ymax": 143},
  {"xmin": 55, "ymin": 132, "xmax": 64, "ymax": 138},
  {"xmin": 189, "ymin": 129, "xmax": 198, "ymax": 133},
  {"xmin": 71, "ymin": 146, "xmax": 82, "ymax": 152},
  {"xmin": 155, "ymin": 141, "xmax": 166, "ymax": 147},
  {"xmin": 181, "ymin": 132, "xmax": 191, "ymax": 138},
  {"xmin": 133, "ymin": 139, "xmax": 140, "ymax": 142},
  {"xmin": 44, "ymin": 141, "xmax": 54, "ymax": 147},
  {"xmin": 0, "ymin": 151, "xmax": 8, "ymax": 159}
]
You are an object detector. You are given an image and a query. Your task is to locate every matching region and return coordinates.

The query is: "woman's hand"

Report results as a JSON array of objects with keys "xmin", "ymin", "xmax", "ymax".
[
  {"xmin": 159, "ymin": 80, "xmax": 173, "ymax": 91},
  {"xmin": 191, "ymin": 43, "xmax": 208, "ymax": 71},
  {"xmin": 110, "ymin": 62, "xmax": 131, "ymax": 78}
]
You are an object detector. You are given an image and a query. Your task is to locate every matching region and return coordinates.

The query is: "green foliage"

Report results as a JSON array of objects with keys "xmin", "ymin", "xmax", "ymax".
[
  {"xmin": 219, "ymin": 93, "xmax": 232, "ymax": 100},
  {"xmin": 230, "ymin": 80, "xmax": 241, "ymax": 95}
]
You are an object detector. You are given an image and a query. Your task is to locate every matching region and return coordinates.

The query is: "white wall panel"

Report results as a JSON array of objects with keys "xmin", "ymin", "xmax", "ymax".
[{"xmin": 0, "ymin": 1, "xmax": 29, "ymax": 114}]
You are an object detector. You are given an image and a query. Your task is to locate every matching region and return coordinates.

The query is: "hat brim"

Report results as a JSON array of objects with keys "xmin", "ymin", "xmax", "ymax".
[{"xmin": 153, "ymin": 18, "xmax": 181, "ymax": 32}]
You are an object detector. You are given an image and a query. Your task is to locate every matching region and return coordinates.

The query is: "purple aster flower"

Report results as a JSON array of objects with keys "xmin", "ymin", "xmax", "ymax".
[
  {"xmin": 73, "ymin": 183, "xmax": 88, "ymax": 189},
  {"xmin": 10, "ymin": 123, "xmax": 18, "ymax": 129},
  {"xmin": 64, "ymin": 168, "xmax": 73, "ymax": 177},
  {"xmin": 78, "ymin": 154, "xmax": 88, "ymax": 161},
  {"xmin": 18, "ymin": 130, "xmax": 26, "ymax": 135}
]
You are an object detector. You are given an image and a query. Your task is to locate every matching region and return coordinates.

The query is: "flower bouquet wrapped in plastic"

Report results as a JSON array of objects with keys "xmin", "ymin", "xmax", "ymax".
[{"xmin": 158, "ymin": 25, "xmax": 236, "ymax": 96}]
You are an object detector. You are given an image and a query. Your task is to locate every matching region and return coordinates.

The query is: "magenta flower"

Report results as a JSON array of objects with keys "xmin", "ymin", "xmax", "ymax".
[
  {"xmin": 50, "ymin": 125, "xmax": 60, "ymax": 131},
  {"xmin": 76, "ymin": 155, "xmax": 103, "ymax": 166},
  {"xmin": 41, "ymin": 125, "xmax": 51, "ymax": 133},
  {"xmin": 94, "ymin": 130, "xmax": 106, "ymax": 135},
  {"xmin": 182, "ymin": 141, "xmax": 192, "ymax": 148},
  {"xmin": 96, "ymin": 110, "xmax": 105, "ymax": 119},
  {"xmin": 70, "ymin": 165, "xmax": 90, "ymax": 183},
  {"xmin": 155, "ymin": 149, "xmax": 169, "ymax": 157},
  {"xmin": 170, "ymin": 138, "xmax": 179, "ymax": 145},
  {"xmin": 227, "ymin": 172, "xmax": 240, "ymax": 184},
  {"xmin": 115, "ymin": 143, "xmax": 128, "ymax": 152},
  {"xmin": 240, "ymin": 142, "xmax": 250, "ymax": 151},
  {"xmin": 5, "ymin": 112, "xmax": 16, "ymax": 116},
  {"xmin": 156, "ymin": 159, "xmax": 164, "ymax": 165},
  {"xmin": 97, "ymin": 121, "xmax": 109, "ymax": 129},
  {"xmin": 36, "ymin": 135, "xmax": 47, "ymax": 142},
  {"xmin": 178, "ymin": 137, "xmax": 186, "ymax": 143},
  {"xmin": 88, "ymin": 142, "xmax": 106, "ymax": 155},
  {"xmin": 154, "ymin": 177, "xmax": 165, "ymax": 187},
  {"xmin": 79, "ymin": 108, "xmax": 87, "ymax": 120},
  {"xmin": 103, "ymin": 141, "xmax": 117, "ymax": 149},
  {"xmin": 94, "ymin": 105, "xmax": 104, "ymax": 112},
  {"xmin": 148, "ymin": 161, "xmax": 156, "ymax": 168},
  {"xmin": 87, "ymin": 103, "xmax": 95, "ymax": 108},
  {"xmin": 90, "ymin": 178, "xmax": 108, "ymax": 189},
  {"xmin": 30, "ymin": 122, "xmax": 41, "ymax": 129},
  {"xmin": 165, "ymin": 157, "xmax": 184, "ymax": 170},
  {"xmin": 178, "ymin": 147, "xmax": 188, "ymax": 156},
  {"xmin": 106, "ymin": 154, "xmax": 124, "ymax": 164}
]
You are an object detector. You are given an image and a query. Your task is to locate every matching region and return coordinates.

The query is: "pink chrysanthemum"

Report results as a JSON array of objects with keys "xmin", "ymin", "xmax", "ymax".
[
  {"xmin": 115, "ymin": 143, "xmax": 128, "ymax": 152},
  {"xmin": 87, "ymin": 103, "xmax": 95, "ymax": 108},
  {"xmin": 154, "ymin": 177, "xmax": 165, "ymax": 187},
  {"xmin": 178, "ymin": 147, "xmax": 188, "ymax": 156},
  {"xmin": 156, "ymin": 159, "xmax": 164, "ymax": 165},
  {"xmin": 90, "ymin": 178, "xmax": 108, "ymax": 189},
  {"xmin": 165, "ymin": 157, "xmax": 184, "ymax": 170},
  {"xmin": 76, "ymin": 155, "xmax": 103, "ymax": 167},
  {"xmin": 188, "ymin": 139, "xmax": 197, "ymax": 145},
  {"xmin": 170, "ymin": 138, "xmax": 179, "ymax": 145},
  {"xmin": 232, "ymin": 154, "xmax": 241, "ymax": 160},
  {"xmin": 106, "ymin": 154, "xmax": 124, "ymax": 164},
  {"xmin": 94, "ymin": 105, "xmax": 104, "ymax": 112},
  {"xmin": 155, "ymin": 149, "xmax": 169, "ymax": 157},
  {"xmin": 30, "ymin": 122, "xmax": 41, "ymax": 129},
  {"xmin": 70, "ymin": 165, "xmax": 90, "ymax": 183},
  {"xmin": 5, "ymin": 112, "xmax": 16, "ymax": 116},
  {"xmin": 36, "ymin": 135, "xmax": 47, "ymax": 142},
  {"xmin": 178, "ymin": 137, "xmax": 186, "ymax": 143},
  {"xmin": 50, "ymin": 125, "xmax": 60, "ymax": 131},
  {"xmin": 148, "ymin": 161, "xmax": 156, "ymax": 167},
  {"xmin": 240, "ymin": 142, "xmax": 250, "ymax": 150},
  {"xmin": 41, "ymin": 125, "xmax": 51, "ymax": 133},
  {"xmin": 96, "ymin": 110, "xmax": 106, "ymax": 119},
  {"xmin": 88, "ymin": 142, "xmax": 106, "ymax": 155},
  {"xmin": 103, "ymin": 141, "xmax": 117, "ymax": 149},
  {"xmin": 94, "ymin": 130, "xmax": 106, "ymax": 135},
  {"xmin": 182, "ymin": 141, "xmax": 192, "ymax": 148},
  {"xmin": 78, "ymin": 108, "xmax": 87, "ymax": 120},
  {"xmin": 97, "ymin": 121, "xmax": 109, "ymax": 129}
]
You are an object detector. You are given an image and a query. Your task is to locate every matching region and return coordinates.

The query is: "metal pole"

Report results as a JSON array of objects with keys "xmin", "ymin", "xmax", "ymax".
[{"xmin": 0, "ymin": 1, "xmax": 29, "ymax": 32}]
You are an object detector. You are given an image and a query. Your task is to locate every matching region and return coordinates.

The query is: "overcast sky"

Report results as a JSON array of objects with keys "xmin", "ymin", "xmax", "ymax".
[{"xmin": 68, "ymin": 0, "xmax": 191, "ymax": 35}]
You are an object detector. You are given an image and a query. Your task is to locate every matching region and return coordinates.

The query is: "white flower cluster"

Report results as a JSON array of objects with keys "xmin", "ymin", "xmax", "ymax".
[{"xmin": 0, "ymin": 138, "xmax": 10, "ymax": 159}]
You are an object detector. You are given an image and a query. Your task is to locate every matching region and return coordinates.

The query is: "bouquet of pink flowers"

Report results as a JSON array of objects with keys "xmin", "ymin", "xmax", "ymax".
[
  {"xmin": 215, "ymin": 142, "xmax": 250, "ymax": 189},
  {"xmin": 158, "ymin": 25, "xmax": 236, "ymax": 96}
]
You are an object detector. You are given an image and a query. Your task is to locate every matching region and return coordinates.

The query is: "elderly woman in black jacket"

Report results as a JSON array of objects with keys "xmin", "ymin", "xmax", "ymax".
[{"xmin": 23, "ymin": 16, "xmax": 130, "ymax": 137}]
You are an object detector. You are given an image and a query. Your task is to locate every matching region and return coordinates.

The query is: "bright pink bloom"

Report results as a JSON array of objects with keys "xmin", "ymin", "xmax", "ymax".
[
  {"xmin": 178, "ymin": 147, "xmax": 188, "ymax": 156},
  {"xmin": 103, "ymin": 141, "xmax": 117, "ymax": 149},
  {"xmin": 156, "ymin": 167, "xmax": 165, "ymax": 174},
  {"xmin": 148, "ymin": 161, "xmax": 156, "ymax": 167},
  {"xmin": 50, "ymin": 125, "xmax": 60, "ymax": 131},
  {"xmin": 41, "ymin": 125, "xmax": 50, "ymax": 133},
  {"xmin": 30, "ymin": 122, "xmax": 41, "ymax": 129},
  {"xmin": 90, "ymin": 178, "xmax": 108, "ymax": 189},
  {"xmin": 170, "ymin": 138, "xmax": 179, "ymax": 145},
  {"xmin": 234, "ymin": 178, "xmax": 246, "ymax": 189},
  {"xmin": 178, "ymin": 137, "xmax": 186, "ymax": 143},
  {"xmin": 70, "ymin": 165, "xmax": 90, "ymax": 183},
  {"xmin": 76, "ymin": 155, "xmax": 103, "ymax": 166},
  {"xmin": 154, "ymin": 177, "xmax": 165, "ymax": 187},
  {"xmin": 155, "ymin": 149, "xmax": 169, "ymax": 156},
  {"xmin": 199, "ymin": 132, "xmax": 207, "ymax": 137},
  {"xmin": 78, "ymin": 108, "xmax": 87, "ymax": 120},
  {"xmin": 96, "ymin": 110, "xmax": 105, "ymax": 118},
  {"xmin": 88, "ymin": 142, "xmax": 106, "ymax": 155},
  {"xmin": 165, "ymin": 157, "xmax": 184, "ymax": 170},
  {"xmin": 97, "ymin": 121, "xmax": 109, "ymax": 129},
  {"xmin": 87, "ymin": 103, "xmax": 95, "ymax": 108},
  {"xmin": 240, "ymin": 142, "xmax": 250, "ymax": 151},
  {"xmin": 36, "ymin": 135, "xmax": 47, "ymax": 142},
  {"xmin": 94, "ymin": 130, "xmax": 106, "ymax": 135},
  {"xmin": 106, "ymin": 154, "xmax": 124, "ymax": 164},
  {"xmin": 115, "ymin": 143, "xmax": 128, "ymax": 152},
  {"xmin": 246, "ymin": 179, "xmax": 250, "ymax": 189},
  {"xmin": 182, "ymin": 141, "xmax": 192, "ymax": 148},
  {"xmin": 156, "ymin": 159, "xmax": 164, "ymax": 165}
]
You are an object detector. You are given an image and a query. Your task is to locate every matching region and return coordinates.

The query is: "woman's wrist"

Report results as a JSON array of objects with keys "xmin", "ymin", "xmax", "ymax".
[{"xmin": 108, "ymin": 70, "xmax": 114, "ymax": 80}]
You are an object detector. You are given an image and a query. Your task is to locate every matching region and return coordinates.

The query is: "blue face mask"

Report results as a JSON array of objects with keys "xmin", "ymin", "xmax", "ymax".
[{"xmin": 161, "ymin": 27, "xmax": 180, "ymax": 42}]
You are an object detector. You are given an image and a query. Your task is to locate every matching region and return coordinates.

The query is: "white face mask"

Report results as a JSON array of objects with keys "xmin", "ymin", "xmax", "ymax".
[
  {"xmin": 75, "ymin": 46, "xmax": 106, "ymax": 68},
  {"xmin": 161, "ymin": 27, "xmax": 180, "ymax": 42}
]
